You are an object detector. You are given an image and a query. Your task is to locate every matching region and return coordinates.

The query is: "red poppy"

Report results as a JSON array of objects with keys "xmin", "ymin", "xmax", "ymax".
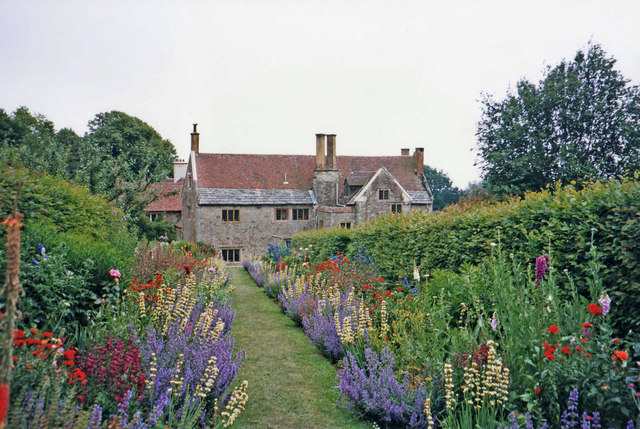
[
  {"xmin": 534, "ymin": 387, "xmax": 541, "ymax": 394},
  {"xmin": 561, "ymin": 347, "xmax": 571, "ymax": 355},
  {"xmin": 542, "ymin": 343, "xmax": 552, "ymax": 349},
  {"xmin": 581, "ymin": 338, "xmax": 588, "ymax": 342},
  {"xmin": 377, "ymin": 278, "xmax": 384, "ymax": 282},
  {"xmin": 544, "ymin": 349, "xmax": 556, "ymax": 360},
  {"xmin": 396, "ymin": 287, "xmax": 402, "ymax": 291},
  {"xmin": 547, "ymin": 325, "xmax": 559, "ymax": 334},
  {"xmin": 29, "ymin": 328, "xmax": 38, "ymax": 335},
  {"xmin": 576, "ymin": 347, "xmax": 583, "ymax": 352},
  {"xmin": 613, "ymin": 338, "xmax": 621, "ymax": 343},
  {"xmin": 41, "ymin": 332, "xmax": 53, "ymax": 338},
  {"xmin": 581, "ymin": 322, "xmax": 592, "ymax": 328},
  {"xmin": 584, "ymin": 353, "xmax": 592, "ymax": 357},
  {"xmin": 13, "ymin": 330, "xmax": 24, "ymax": 339},
  {"xmin": 613, "ymin": 350, "xmax": 629, "ymax": 361},
  {"xmin": 587, "ymin": 304, "xmax": 602, "ymax": 315}
]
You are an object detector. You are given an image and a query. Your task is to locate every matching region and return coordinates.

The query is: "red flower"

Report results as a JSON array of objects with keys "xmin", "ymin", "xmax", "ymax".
[
  {"xmin": 581, "ymin": 322, "xmax": 592, "ymax": 328},
  {"xmin": 587, "ymin": 304, "xmax": 602, "ymax": 315},
  {"xmin": 584, "ymin": 353, "xmax": 592, "ymax": 357},
  {"xmin": 581, "ymin": 338, "xmax": 588, "ymax": 342},
  {"xmin": 576, "ymin": 347, "xmax": 583, "ymax": 352},
  {"xmin": 613, "ymin": 338, "xmax": 621, "ymax": 343},
  {"xmin": 29, "ymin": 328, "xmax": 38, "ymax": 335},
  {"xmin": 396, "ymin": 287, "xmax": 402, "ymax": 291},
  {"xmin": 534, "ymin": 387, "xmax": 541, "ymax": 394},
  {"xmin": 377, "ymin": 278, "xmax": 384, "ymax": 282},
  {"xmin": 544, "ymin": 349, "xmax": 556, "ymax": 360},
  {"xmin": 547, "ymin": 325, "xmax": 559, "ymax": 334},
  {"xmin": 561, "ymin": 347, "xmax": 571, "ymax": 355},
  {"xmin": 542, "ymin": 343, "xmax": 552, "ymax": 349},
  {"xmin": 13, "ymin": 330, "xmax": 24, "ymax": 339},
  {"xmin": 41, "ymin": 331, "xmax": 53, "ymax": 338},
  {"xmin": 0, "ymin": 384, "xmax": 8, "ymax": 425},
  {"xmin": 613, "ymin": 350, "xmax": 629, "ymax": 361}
]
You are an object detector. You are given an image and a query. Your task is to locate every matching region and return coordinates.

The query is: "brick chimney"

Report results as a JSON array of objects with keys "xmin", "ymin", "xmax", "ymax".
[
  {"xmin": 191, "ymin": 124, "xmax": 199, "ymax": 153},
  {"xmin": 315, "ymin": 134, "xmax": 326, "ymax": 169},
  {"xmin": 401, "ymin": 148, "xmax": 410, "ymax": 156},
  {"xmin": 326, "ymin": 134, "xmax": 337, "ymax": 169},
  {"xmin": 413, "ymin": 147, "xmax": 424, "ymax": 174}
]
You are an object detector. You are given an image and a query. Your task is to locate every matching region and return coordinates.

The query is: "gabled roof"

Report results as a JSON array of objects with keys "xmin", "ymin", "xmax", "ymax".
[
  {"xmin": 345, "ymin": 171, "xmax": 375, "ymax": 187},
  {"xmin": 145, "ymin": 179, "xmax": 183, "ymax": 212},
  {"xmin": 194, "ymin": 153, "xmax": 426, "ymax": 195},
  {"xmin": 348, "ymin": 166, "xmax": 412, "ymax": 205}
]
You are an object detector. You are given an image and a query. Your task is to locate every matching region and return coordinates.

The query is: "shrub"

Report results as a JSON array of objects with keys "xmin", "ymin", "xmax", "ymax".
[{"xmin": 295, "ymin": 177, "xmax": 640, "ymax": 335}]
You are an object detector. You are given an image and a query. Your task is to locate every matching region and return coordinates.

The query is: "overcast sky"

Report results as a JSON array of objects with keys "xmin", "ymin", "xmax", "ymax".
[{"xmin": 1, "ymin": 1, "xmax": 639, "ymax": 187}]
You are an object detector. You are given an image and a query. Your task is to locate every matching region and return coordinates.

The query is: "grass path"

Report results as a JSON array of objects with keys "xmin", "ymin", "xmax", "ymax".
[{"xmin": 228, "ymin": 267, "xmax": 370, "ymax": 429}]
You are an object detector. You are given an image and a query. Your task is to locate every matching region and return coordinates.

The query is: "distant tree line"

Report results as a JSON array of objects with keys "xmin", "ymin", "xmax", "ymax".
[{"xmin": 0, "ymin": 108, "xmax": 177, "ymax": 239}]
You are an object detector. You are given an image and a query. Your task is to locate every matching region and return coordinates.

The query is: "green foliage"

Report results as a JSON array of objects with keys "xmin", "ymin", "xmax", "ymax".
[
  {"xmin": 476, "ymin": 42, "xmax": 640, "ymax": 195},
  {"xmin": 0, "ymin": 165, "xmax": 136, "ymax": 332},
  {"xmin": 294, "ymin": 177, "xmax": 640, "ymax": 335},
  {"xmin": 423, "ymin": 165, "xmax": 461, "ymax": 210}
]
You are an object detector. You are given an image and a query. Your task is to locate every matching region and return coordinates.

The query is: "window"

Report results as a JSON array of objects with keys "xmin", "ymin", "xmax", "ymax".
[
  {"xmin": 378, "ymin": 189, "xmax": 389, "ymax": 200},
  {"xmin": 222, "ymin": 209, "xmax": 240, "ymax": 222},
  {"xmin": 292, "ymin": 208, "xmax": 309, "ymax": 220},
  {"xmin": 221, "ymin": 248, "xmax": 241, "ymax": 262},
  {"xmin": 285, "ymin": 239, "xmax": 292, "ymax": 247},
  {"xmin": 391, "ymin": 203, "xmax": 402, "ymax": 214},
  {"xmin": 340, "ymin": 222, "xmax": 352, "ymax": 229},
  {"xmin": 275, "ymin": 208, "xmax": 288, "ymax": 220},
  {"xmin": 149, "ymin": 213, "xmax": 159, "ymax": 222}
]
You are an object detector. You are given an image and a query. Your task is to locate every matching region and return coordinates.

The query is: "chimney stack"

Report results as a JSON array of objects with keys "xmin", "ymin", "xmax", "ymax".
[
  {"xmin": 191, "ymin": 123, "xmax": 200, "ymax": 153},
  {"xmin": 315, "ymin": 134, "xmax": 326, "ymax": 169},
  {"xmin": 401, "ymin": 148, "xmax": 410, "ymax": 156},
  {"xmin": 326, "ymin": 134, "xmax": 337, "ymax": 169},
  {"xmin": 413, "ymin": 147, "xmax": 424, "ymax": 174},
  {"xmin": 173, "ymin": 159, "xmax": 188, "ymax": 182}
]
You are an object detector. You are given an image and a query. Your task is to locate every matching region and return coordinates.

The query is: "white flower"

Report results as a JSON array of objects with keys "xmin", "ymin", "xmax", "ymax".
[{"xmin": 490, "ymin": 242, "xmax": 497, "ymax": 247}]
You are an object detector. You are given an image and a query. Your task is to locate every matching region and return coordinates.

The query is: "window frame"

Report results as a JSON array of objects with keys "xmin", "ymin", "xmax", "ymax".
[
  {"xmin": 340, "ymin": 222, "xmax": 352, "ymax": 229},
  {"xmin": 292, "ymin": 208, "xmax": 309, "ymax": 221},
  {"xmin": 391, "ymin": 203, "xmax": 402, "ymax": 214},
  {"xmin": 221, "ymin": 248, "xmax": 241, "ymax": 262},
  {"xmin": 378, "ymin": 189, "xmax": 390, "ymax": 200},
  {"xmin": 275, "ymin": 208, "xmax": 289, "ymax": 221},
  {"xmin": 222, "ymin": 209, "xmax": 240, "ymax": 223}
]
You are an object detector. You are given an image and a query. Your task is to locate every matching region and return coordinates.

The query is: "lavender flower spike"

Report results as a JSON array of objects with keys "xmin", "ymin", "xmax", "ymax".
[{"xmin": 598, "ymin": 294, "xmax": 611, "ymax": 318}]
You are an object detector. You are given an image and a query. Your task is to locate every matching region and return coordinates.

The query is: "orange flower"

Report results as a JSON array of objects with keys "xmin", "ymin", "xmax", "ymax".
[{"xmin": 613, "ymin": 350, "xmax": 629, "ymax": 361}]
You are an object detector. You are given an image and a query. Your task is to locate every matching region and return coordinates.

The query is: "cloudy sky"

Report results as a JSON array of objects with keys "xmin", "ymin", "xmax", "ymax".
[{"xmin": 1, "ymin": 1, "xmax": 639, "ymax": 187}]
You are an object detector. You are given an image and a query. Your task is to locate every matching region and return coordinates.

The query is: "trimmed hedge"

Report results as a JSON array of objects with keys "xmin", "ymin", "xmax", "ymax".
[
  {"xmin": 294, "ymin": 177, "xmax": 640, "ymax": 335},
  {"xmin": 0, "ymin": 163, "xmax": 124, "ymax": 240}
]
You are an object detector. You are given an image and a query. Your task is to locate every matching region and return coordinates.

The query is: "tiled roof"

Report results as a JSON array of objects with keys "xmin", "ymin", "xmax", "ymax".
[
  {"xmin": 198, "ymin": 188, "xmax": 316, "ymax": 205},
  {"xmin": 194, "ymin": 153, "xmax": 426, "ymax": 194},
  {"xmin": 407, "ymin": 191, "xmax": 432, "ymax": 204},
  {"xmin": 145, "ymin": 180, "xmax": 183, "ymax": 212},
  {"xmin": 345, "ymin": 171, "xmax": 375, "ymax": 187}
]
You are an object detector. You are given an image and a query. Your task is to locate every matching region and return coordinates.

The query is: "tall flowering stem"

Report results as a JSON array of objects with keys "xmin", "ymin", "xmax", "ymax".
[{"xmin": 0, "ymin": 181, "xmax": 24, "ymax": 429}]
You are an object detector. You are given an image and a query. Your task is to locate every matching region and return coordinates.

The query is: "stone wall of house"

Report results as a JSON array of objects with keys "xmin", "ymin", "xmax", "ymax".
[
  {"xmin": 356, "ymin": 172, "xmax": 407, "ymax": 222},
  {"xmin": 313, "ymin": 170, "xmax": 339, "ymax": 206},
  {"xmin": 317, "ymin": 210, "xmax": 356, "ymax": 229},
  {"xmin": 195, "ymin": 205, "xmax": 315, "ymax": 261}
]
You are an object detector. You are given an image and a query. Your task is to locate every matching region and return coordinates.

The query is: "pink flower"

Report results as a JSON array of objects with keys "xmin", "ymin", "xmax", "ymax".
[{"xmin": 109, "ymin": 269, "xmax": 121, "ymax": 278}]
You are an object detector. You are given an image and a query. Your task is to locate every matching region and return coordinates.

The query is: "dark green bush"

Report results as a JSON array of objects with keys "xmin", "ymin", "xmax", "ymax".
[{"xmin": 295, "ymin": 176, "xmax": 640, "ymax": 335}]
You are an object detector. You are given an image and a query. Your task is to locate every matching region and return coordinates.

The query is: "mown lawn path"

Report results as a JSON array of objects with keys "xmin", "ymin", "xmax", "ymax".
[{"xmin": 229, "ymin": 267, "xmax": 369, "ymax": 429}]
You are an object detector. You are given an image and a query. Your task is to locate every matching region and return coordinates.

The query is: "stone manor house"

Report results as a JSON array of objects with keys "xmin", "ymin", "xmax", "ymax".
[{"xmin": 147, "ymin": 126, "xmax": 433, "ymax": 263}]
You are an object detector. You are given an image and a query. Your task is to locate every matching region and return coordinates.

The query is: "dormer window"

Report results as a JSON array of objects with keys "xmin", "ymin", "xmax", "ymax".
[{"xmin": 378, "ymin": 189, "xmax": 389, "ymax": 200}]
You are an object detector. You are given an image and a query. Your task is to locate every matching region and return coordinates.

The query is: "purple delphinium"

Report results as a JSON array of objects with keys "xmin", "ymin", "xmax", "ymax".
[
  {"xmin": 337, "ymin": 347, "xmax": 430, "ymax": 428},
  {"xmin": 561, "ymin": 388, "xmax": 580, "ymax": 428},
  {"xmin": 535, "ymin": 255, "xmax": 549, "ymax": 286},
  {"xmin": 498, "ymin": 412, "xmax": 520, "ymax": 429},
  {"xmin": 580, "ymin": 411, "xmax": 601, "ymax": 429}
]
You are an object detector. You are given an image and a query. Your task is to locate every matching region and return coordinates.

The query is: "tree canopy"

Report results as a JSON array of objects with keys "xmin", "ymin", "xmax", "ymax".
[
  {"xmin": 0, "ymin": 107, "xmax": 177, "ymax": 239},
  {"xmin": 423, "ymin": 165, "xmax": 461, "ymax": 210},
  {"xmin": 476, "ymin": 43, "xmax": 640, "ymax": 195}
]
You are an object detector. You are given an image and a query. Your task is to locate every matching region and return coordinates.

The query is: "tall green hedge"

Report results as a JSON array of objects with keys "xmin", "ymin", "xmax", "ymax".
[
  {"xmin": 295, "ymin": 177, "xmax": 640, "ymax": 335},
  {"xmin": 0, "ymin": 163, "xmax": 124, "ymax": 240}
]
